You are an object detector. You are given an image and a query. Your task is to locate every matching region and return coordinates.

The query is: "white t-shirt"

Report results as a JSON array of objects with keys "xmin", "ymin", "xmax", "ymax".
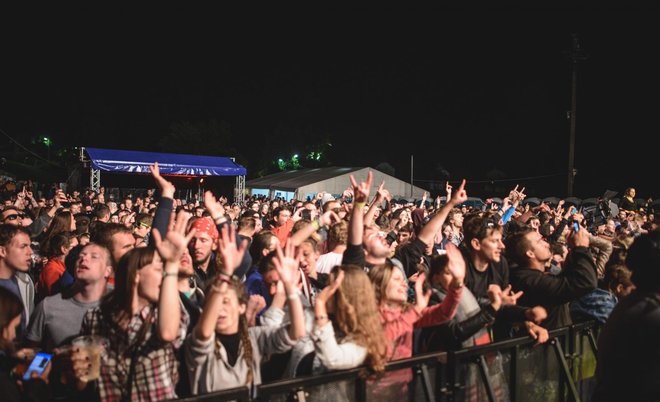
[{"xmin": 315, "ymin": 252, "xmax": 344, "ymax": 274}]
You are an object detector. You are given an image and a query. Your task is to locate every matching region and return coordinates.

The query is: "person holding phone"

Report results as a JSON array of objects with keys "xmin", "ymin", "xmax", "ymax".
[{"xmin": 0, "ymin": 287, "xmax": 51, "ymax": 402}]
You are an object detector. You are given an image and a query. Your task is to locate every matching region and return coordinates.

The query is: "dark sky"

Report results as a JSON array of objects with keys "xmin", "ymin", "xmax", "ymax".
[{"xmin": 2, "ymin": 6, "xmax": 658, "ymax": 199}]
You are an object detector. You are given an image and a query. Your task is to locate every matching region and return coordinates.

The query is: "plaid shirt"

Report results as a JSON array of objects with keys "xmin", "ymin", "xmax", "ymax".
[{"xmin": 81, "ymin": 304, "xmax": 189, "ymax": 402}]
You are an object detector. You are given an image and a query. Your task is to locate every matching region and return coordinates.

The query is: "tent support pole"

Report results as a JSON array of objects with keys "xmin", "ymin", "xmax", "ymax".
[{"xmin": 90, "ymin": 168, "xmax": 101, "ymax": 192}]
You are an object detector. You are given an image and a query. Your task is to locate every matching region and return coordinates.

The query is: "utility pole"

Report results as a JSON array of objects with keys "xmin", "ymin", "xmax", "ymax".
[
  {"xmin": 410, "ymin": 155, "xmax": 414, "ymax": 197},
  {"xmin": 567, "ymin": 33, "xmax": 587, "ymax": 197}
]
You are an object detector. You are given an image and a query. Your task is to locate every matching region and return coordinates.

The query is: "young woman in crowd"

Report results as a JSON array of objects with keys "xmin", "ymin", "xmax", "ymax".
[
  {"xmin": 185, "ymin": 227, "xmax": 305, "ymax": 395},
  {"xmin": 307, "ymin": 264, "xmax": 388, "ymax": 401},
  {"xmin": 73, "ymin": 211, "xmax": 193, "ymax": 401},
  {"xmin": 367, "ymin": 243, "xmax": 465, "ymax": 399},
  {"xmin": 0, "ymin": 287, "xmax": 50, "ymax": 402}
]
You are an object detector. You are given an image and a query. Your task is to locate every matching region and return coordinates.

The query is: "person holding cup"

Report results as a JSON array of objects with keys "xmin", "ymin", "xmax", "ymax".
[{"xmin": 72, "ymin": 210, "xmax": 194, "ymax": 401}]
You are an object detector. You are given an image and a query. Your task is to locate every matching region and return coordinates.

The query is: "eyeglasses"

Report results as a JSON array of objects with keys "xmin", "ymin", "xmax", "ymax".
[{"xmin": 3, "ymin": 214, "xmax": 23, "ymax": 221}]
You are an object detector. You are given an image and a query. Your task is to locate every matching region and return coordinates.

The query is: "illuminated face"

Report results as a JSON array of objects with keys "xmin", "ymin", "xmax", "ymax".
[
  {"xmin": 363, "ymin": 227, "xmax": 390, "ymax": 259},
  {"xmin": 189, "ymin": 231, "xmax": 217, "ymax": 266},
  {"xmin": 137, "ymin": 253, "xmax": 164, "ymax": 304},
  {"xmin": 474, "ymin": 229, "xmax": 505, "ymax": 263},
  {"xmin": 385, "ymin": 268, "xmax": 408, "ymax": 304},
  {"xmin": 179, "ymin": 249, "xmax": 194, "ymax": 277},
  {"xmin": 263, "ymin": 269, "xmax": 281, "ymax": 297},
  {"xmin": 214, "ymin": 287, "xmax": 246, "ymax": 335},
  {"xmin": 75, "ymin": 244, "xmax": 111, "ymax": 283},
  {"xmin": 450, "ymin": 213, "xmax": 464, "ymax": 228},
  {"xmin": 0, "ymin": 232, "xmax": 32, "ymax": 272},
  {"xmin": 275, "ymin": 209, "xmax": 291, "ymax": 227},
  {"xmin": 298, "ymin": 242, "xmax": 318, "ymax": 277},
  {"xmin": 525, "ymin": 231, "xmax": 552, "ymax": 264},
  {"xmin": 111, "ymin": 232, "xmax": 136, "ymax": 263}
]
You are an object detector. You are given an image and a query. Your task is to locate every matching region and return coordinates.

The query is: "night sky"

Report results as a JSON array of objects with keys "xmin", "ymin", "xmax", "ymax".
[{"xmin": 2, "ymin": 6, "xmax": 658, "ymax": 199}]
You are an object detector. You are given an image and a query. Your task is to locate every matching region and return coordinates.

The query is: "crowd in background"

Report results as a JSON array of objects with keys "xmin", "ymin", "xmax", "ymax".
[{"xmin": 0, "ymin": 167, "xmax": 657, "ymax": 402}]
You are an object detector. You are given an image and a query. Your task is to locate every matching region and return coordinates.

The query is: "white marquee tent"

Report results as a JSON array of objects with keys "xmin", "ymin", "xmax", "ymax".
[{"xmin": 246, "ymin": 167, "xmax": 429, "ymax": 201}]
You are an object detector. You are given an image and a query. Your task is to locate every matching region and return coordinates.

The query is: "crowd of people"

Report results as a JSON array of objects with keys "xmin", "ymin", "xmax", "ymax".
[{"xmin": 0, "ymin": 166, "xmax": 657, "ymax": 402}]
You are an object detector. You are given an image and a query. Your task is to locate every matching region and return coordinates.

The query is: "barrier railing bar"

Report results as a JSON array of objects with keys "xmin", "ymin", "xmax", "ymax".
[
  {"xmin": 585, "ymin": 329, "xmax": 598, "ymax": 358},
  {"xmin": 174, "ymin": 321, "xmax": 600, "ymax": 402},
  {"xmin": 551, "ymin": 338, "xmax": 580, "ymax": 402},
  {"xmin": 476, "ymin": 355, "xmax": 497, "ymax": 402},
  {"xmin": 510, "ymin": 345, "xmax": 519, "ymax": 402},
  {"xmin": 418, "ymin": 364, "xmax": 435, "ymax": 402}
]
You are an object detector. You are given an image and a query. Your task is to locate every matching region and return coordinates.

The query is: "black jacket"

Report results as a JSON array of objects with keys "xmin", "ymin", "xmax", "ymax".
[{"xmin": 509, "ymin": 246, "xmax": 597, "ymax": 329}]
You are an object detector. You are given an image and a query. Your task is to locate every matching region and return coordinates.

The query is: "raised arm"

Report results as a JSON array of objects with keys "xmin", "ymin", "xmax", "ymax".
[
  {"xmin": 417, "ymin": 179, "xmax": 468, "ymax": 246},
  {"xmin": 288, "ymin": 209, "xmax": 340, "ymax": 247},
  {"xmin": 347, "ymin": 171, "xmax": 373, "ymax": 246},
  {"xmin": 194, "ymin": 224, "xmax": 247, "ymax": 341},
  {"xmin": 150, "ymin": 162, "xmax": 176, "ymax": 240},
  {"xmin": 272, "ymin": 242, "xmax": 306, "ymax": 340},
  {"xmin": 152, "ymin": 210, "xmax": 195, "ymax": 342}
]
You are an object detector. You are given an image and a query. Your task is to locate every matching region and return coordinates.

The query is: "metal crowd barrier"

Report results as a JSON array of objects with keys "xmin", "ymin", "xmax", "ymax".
[{"xmin": 171, "ymin": 320, "xmax": 600, "ymax": 402}]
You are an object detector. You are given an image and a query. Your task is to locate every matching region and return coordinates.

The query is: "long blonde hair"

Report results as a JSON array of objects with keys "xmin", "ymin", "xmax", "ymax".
[{"xmin": 328, "ymin": 265, "xmax": 388, "ymax": 373}]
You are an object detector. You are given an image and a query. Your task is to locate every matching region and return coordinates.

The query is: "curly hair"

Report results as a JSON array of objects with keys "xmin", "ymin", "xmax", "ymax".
[{"xmin": 328, "ymin": 265, "xmax": 388, "ymax": 374}]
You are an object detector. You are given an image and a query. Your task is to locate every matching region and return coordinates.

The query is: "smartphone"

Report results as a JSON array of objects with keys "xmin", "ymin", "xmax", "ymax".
[
  {"xmin": 573, "ymin": 222, "xmax": 580, "ymax": 232},
  {"xmin": 570, "ymin": 206, "xmax": 578, "ymax": 214},
  {"xmin": 22, "ymin": 352, "xmax": 52, "ymax": 381}
]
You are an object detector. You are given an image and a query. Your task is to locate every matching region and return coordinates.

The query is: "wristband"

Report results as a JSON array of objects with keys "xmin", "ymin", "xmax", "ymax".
[
  {"xmin": 311, "ymin": 219, "xmax": 321, "ymax": 231},
  {"xmin": 162, "ymin": 271, "xmax": 178, "ymax": 279},
  {"xmin": 315, "ymin": 314, "xmax": 328, "ymax": 321},
  {"xmin": 354, "ymin": 202, "xmax": 366, "ymax": 210},
  {"xmin": 287, "ymin": 293, "xmax": 300, "ymax": 301}
]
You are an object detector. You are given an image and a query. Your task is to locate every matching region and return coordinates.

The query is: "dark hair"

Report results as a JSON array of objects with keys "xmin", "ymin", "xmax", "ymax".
[
  {"xmin": 44, "ymin": 231, "xmax": 74, "ymax": 258},
  {"xmin": 627, "ymin": 230, "xmax": 660, "ymax": 291},
  {"xmin": 0, "ymin": 287, "xmax": 23, "ymax": 352},
  {"xmin": 463, "ymin": 212, "xmax": 502, "ymax": 246},
  {"xmin": 504, "ymin": 227, "xmax": 535, "ymax": 266},
  {"xmin": 90, "ymin": 223, "xmax": 133, "ymax": 262},
  {"xmin": 0, "ymin": 224, "xmax": 30, "ymax": 247},
  {"xmin": 100, "ymin": 247, "xmax": 156, "ymax": 352}
]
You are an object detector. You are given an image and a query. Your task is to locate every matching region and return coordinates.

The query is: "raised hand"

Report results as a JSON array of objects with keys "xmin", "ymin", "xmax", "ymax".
[
  {"xmin": 272, "ymin": 241, "xmax": 301, "ymax": 287},
  {"xmin": 500, "ymin": 284, "xmax": 523, "ymax": 305},
  {"xmin": 315, "ymin": 269, "xmax": 345, "ymax": 306},
  {"xmin": 149, "ymin": 162, "xmax": 175, "ymax": 198},
  {"xmin": 449, "ymin": 179, "xmax": 468, "ymax": 206},
  {"xmin": 487, "ymin": 284, "xmax": 503, "ymax": 311},
  {"xmin": 152, "ymin": 210, "xmax": 194, "ymax": 264},
  {"xmin": 413, "ymin": 272, "xmax": 432, "ymax": 313},
  {"xmin": 349, "ymin": 170, "xmax": 373, "ymax": 204},
  {"xmin": 217, "ymin": 224, "xmax": 248, "ymax": 276},
  {"xmin": 203, "ymin": 190, "xmax": 226, "ymax": 221},
  {"xmin": 445, "ymin": 243, "xmax": 466, "ymax": 285},
  {"xmin": 319, "ymin": 209, "xmax": 341, "ymax": 227}
]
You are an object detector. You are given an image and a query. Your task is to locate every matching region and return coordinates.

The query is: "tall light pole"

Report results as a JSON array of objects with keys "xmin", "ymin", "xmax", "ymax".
[{"xmin": 567, "ymin": 34, "xmax": 587, "ymax": 197}]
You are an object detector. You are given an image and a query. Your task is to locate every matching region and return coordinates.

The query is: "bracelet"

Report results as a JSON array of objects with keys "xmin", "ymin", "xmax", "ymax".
[
  {"xmin": 287, "ymin": 293, "xmax": 300, "ymax": 301},
  {"xmin": 452, "ymin": 280, "xmax": 464, "ymax": 289},
  {"xmin": 162, "ymin": 271, "xmax": 178, "ymax": 279},
  {"xmin": 315, "ymin": 314, "xmax": 328, "ymax": 321}
]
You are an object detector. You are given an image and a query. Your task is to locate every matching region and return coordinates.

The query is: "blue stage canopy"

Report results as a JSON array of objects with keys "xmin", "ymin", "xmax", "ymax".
[{"xmin": 85, "ymin": 147, "xmax": 246, "ymax": 176}]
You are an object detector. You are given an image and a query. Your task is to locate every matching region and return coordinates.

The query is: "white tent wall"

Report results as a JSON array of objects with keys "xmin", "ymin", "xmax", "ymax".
[{"xmin": 261, "ymin": 167, "xmax": 428, "ymax": 201}]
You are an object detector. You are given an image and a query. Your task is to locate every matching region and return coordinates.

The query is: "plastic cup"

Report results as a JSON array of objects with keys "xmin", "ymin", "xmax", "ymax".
[{"xmin": 71, "ymin": 335, "xmax": 108, "ymax": 381}]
